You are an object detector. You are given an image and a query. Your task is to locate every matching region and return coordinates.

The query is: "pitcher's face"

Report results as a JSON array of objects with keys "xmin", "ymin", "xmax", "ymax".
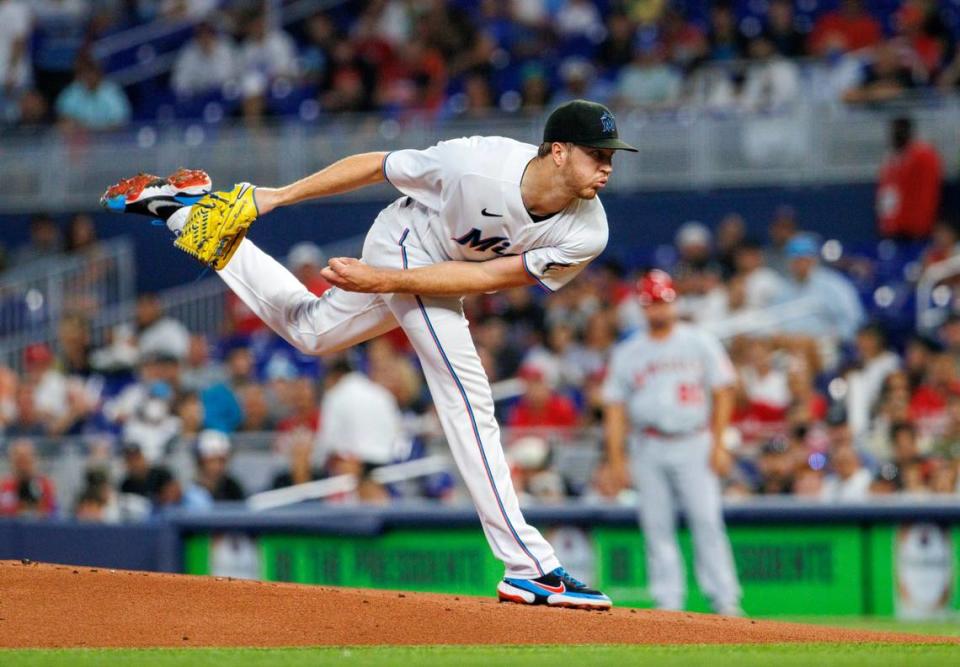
[{"xmin": 560, "ymin": 144, "xmax": 614, "ymax": 199}]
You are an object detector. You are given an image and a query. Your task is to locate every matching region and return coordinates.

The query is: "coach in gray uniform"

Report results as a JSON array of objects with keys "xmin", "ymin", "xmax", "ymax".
[{"xmin": 602, "ymin": 269, "xmax": 742, "ymax": 615}]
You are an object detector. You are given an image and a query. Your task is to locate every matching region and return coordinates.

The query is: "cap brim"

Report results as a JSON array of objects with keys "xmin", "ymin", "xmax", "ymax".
[{"xmin": 579, "ymin": 138, "xmax": 638, "ymax": 152}]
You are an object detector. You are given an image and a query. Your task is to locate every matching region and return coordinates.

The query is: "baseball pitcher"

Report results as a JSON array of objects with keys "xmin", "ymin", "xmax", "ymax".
[{"xmin": 100, "ymin": 100, "xmax": 637, "ymax": 610}]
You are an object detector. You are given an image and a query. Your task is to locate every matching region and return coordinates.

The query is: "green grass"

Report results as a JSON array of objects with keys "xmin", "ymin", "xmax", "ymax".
[
  {"xmin": 1, "ymin": 645, "xmax": 960, "ymax": 667},
  {"xmin": 3, "ymin": 619, "xmax": 959, "ymax": 666},
  {"xmin": 774, "ymin": 616, "xmax": 960, "ymax": 637}
]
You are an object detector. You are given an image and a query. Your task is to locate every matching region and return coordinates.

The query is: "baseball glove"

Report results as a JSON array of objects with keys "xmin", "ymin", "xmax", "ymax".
[{"xmin": 175, "ymin": 182, "xmax": 258, "ymax": 270}]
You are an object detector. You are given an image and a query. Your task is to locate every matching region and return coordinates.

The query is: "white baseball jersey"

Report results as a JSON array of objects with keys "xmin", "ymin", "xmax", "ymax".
[
  {"xmin": 383, "ymin": 136, "xmax": 609, "ymax": 291},
  {"xmin": 212, "ymin": 134, "xmax": 624, "ymax": 579},
  {"xmin": 602, "ymin": 323, "xmax": 736, "ymax": 434}
]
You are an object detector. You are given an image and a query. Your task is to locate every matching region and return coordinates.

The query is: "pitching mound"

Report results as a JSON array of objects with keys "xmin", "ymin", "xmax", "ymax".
[{"xmin": 0, "ymin": 560, "xmax": 953, "ymax": 648}]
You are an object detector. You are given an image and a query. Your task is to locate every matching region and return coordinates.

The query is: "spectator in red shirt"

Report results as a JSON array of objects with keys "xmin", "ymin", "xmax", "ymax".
[
  {"xmin": 659, "ymin": 8, "xmax": 707, "ymax": 71},
  {"xmin": 738, "ymin": 337, "xmax": 790, "ymax": 424},
  {"xmin": 909, "ymin": 352, "xmax": 960, "ymax": 422},
  {"xmin": 507, "ymin": 365, "xmax": 578, "ymax": 430},
  {"xmin": 808, "ymin": 0, "xmax": 883, "ymax": 56},
  {"xmin": 895, "ymin": 3, "xmax": 944, "ymax": 77},
  {"xmin": 0, "ymin": 438, "xmax": 57, "ymax": 517},
  {"xmin": 877, "ymin": 116, "xmax": 943, "ymax": 240},
  {"xmin": 376, "ymin": 39, "xmax": 446, "ymax": 113}
]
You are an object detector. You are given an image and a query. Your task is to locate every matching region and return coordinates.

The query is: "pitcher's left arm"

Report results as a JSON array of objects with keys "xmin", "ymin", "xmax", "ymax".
[{"xmin": 320, "ymin": 255, "xmax": 535, "ymax": 296}]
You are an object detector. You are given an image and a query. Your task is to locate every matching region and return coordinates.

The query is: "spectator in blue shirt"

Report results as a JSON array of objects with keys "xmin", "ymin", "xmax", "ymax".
[
  {"xmin": 55, "ymin": 56, "xmax": 131, "ymax": 131},
  {"xmin": 775, "ymin": 233, "xmax": 865, "ymax": 368},
  {"xmin": 149, "ymin": 466, "xmax": 213, "ymax": 516}
]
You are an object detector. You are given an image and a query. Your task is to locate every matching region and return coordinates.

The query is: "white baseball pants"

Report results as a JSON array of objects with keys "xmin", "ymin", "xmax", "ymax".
[
  {"xmin": 631, "ymin": 433, "xmax": 741, "ymax": 611},
  {"xmin": 215, "ymin": 199, "xmax": 560, "ymax": 578}
]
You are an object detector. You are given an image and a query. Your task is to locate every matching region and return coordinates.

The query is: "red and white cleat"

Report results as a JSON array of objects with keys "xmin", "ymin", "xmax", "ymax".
[{"xmin": 100, "ymin": 168, "xmax": 212, "ymax": 217}]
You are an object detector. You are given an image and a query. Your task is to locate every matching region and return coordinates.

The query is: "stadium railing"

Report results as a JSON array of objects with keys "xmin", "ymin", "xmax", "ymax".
[
  {"xmin": 0, "ymin": 233, "xmax": 365, "ymax": 371},
  {"xmin": 3, "ymin": 420, "xmax": 957, "ymax": 520},
  {"xmin": 0, "ymin": 426, "xmax": 601, "ymax": 517},
  {"xmin": 701, "ymin": 297, "xmax": 822, "ymax": 340},
  {"xmin": 0, "ymin": 238, "xmax": 136, "ymax": 371},
  {"xmin": 3, "ymin": 96, "xmax": 959, "ymax": 214}
]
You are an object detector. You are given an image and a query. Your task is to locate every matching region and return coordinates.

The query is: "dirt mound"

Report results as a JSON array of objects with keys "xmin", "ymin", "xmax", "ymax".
[{"xmin": 0, "ymin": 561, "xmax": 953, "ymax": 648}]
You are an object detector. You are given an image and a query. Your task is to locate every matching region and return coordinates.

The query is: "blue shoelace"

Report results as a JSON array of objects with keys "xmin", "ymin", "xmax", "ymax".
[{"xmin": 554, "ymin": 567, "xmax": 587, "ymax": 590}]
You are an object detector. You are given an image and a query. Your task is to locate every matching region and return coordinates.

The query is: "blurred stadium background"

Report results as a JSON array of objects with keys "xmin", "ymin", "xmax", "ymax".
[{"xmin": 1, "ymin": 0, "xmax": 960, "ymax": 621}]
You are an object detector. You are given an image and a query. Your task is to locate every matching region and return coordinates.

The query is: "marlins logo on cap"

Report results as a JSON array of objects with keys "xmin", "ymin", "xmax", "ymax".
[{"xmin": 600, "ymin": 110, "xmax": 616, "ymax": 134}]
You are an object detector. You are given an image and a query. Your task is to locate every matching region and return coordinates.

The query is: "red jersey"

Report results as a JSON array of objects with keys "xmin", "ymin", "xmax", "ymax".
[
  {"xmin": 877, "ymin": 141, "xmax": 943, "ymax": 240},
  {"xmin": 909, "ymin": 383, "xmax": 960, "ymax": 420},
  {"xmin": 910, "ymin": 35, "xmax": 944, "ymax": 75},
  {"xmin": 808, "ymin": 393, "xmax": 828, "ymax": 421},
  {"xmin": 809, "ymin": 12, "xmax": 882, "ymax": 54},
  {"xmin": 507, "ymin": 394, "xmax": 579, "ymax": 429},
  {"xmin": 277, "ymin": 408, "xmax": 321, "ymax": 434}
]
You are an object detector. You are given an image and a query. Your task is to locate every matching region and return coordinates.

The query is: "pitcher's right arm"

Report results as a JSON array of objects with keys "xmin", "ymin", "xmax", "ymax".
[{"xmin": 254, "ymin": 152, "xmax": 389, "ymax": 214}]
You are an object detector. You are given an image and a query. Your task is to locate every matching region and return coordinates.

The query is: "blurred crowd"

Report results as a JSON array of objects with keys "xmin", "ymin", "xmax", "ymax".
[
  {"xmin": 1, "ymin": 0, "xmax": 959, "ymax": 519},
  {"xmin": 0, "ymin": 244, "xmax": 456, "ymax": 519},
  {"xmin": 4, "ymin": 192, "xmax": 960, "ymax": 521},
  {"xmin": 4, "ymin": 0, "xmax": 960, "ymax": 130}
]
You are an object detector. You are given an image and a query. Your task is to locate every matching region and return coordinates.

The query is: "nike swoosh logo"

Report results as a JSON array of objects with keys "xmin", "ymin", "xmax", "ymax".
[
  {"xmin": 481, "ymin": 208, "xmax": 503, "ymax": 217},
  {"xmin": 543, "ymin": 261, "xmax": 572, "ymax": 272},
  {"xmin": 146, "ymin": 199, "xmax": 180, "ymax": 216},
  {"xmin": 538, "ymin": 582, "xmax": 565, "ymax": 594}
]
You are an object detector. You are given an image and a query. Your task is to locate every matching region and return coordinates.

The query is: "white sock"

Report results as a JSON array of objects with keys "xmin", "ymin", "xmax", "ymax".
[{"xmin": 167, "ymin": 206, "xmax": 190, "ymax": 234}]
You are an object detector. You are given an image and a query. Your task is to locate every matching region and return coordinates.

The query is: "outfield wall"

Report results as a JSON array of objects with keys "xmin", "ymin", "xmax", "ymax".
[
  {"xmin": 175, "ymin": 503, "xmax": 959, "ymax": 618},
  {"xmin": 3, "ymin": 501, "xmax": 957, "ymax": 618}
]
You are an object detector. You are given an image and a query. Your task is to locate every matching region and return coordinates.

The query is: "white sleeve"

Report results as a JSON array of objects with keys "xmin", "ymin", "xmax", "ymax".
[
  {"xmin": 383, "ymin": 138, "xmax": 470, "ymax": 210},
  {"xmin": 700, "ymin": 331, "xmax": 736, "ymax": 389},
  {"xmin": 522, "ymin": 226, "xmax": 607, "ymax": 292}
]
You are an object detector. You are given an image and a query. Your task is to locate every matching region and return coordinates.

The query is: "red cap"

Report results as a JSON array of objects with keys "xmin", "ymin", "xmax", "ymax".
[
  {"xmin": 24, "ymin": 343, "xmax": 53, "ymax": 366},
  {"xmin": 637, "ymin": 270, "xmax": 677, "ymax": 305},
  {"xmin": 518, "ymin": 364, "xmax": 546, "ymax": 382}
]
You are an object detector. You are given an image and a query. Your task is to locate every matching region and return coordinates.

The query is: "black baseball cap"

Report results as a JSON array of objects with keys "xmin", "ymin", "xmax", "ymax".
[{"xmin": 543, "ymin": 100, "xmax": 638, "ymax": 152}]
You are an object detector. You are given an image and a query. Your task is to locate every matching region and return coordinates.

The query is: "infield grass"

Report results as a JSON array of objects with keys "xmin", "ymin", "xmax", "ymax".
[
  {"xmin": 775, "ymin": 617, "xmax": 960, "ymax": 637},
  {"xmin": 3, "ymin": 618, "xmax": 959, "ymax": 666},
  {"xmin": 3, "ymin": 644, "xmax": 960, "ymax": 667}
]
